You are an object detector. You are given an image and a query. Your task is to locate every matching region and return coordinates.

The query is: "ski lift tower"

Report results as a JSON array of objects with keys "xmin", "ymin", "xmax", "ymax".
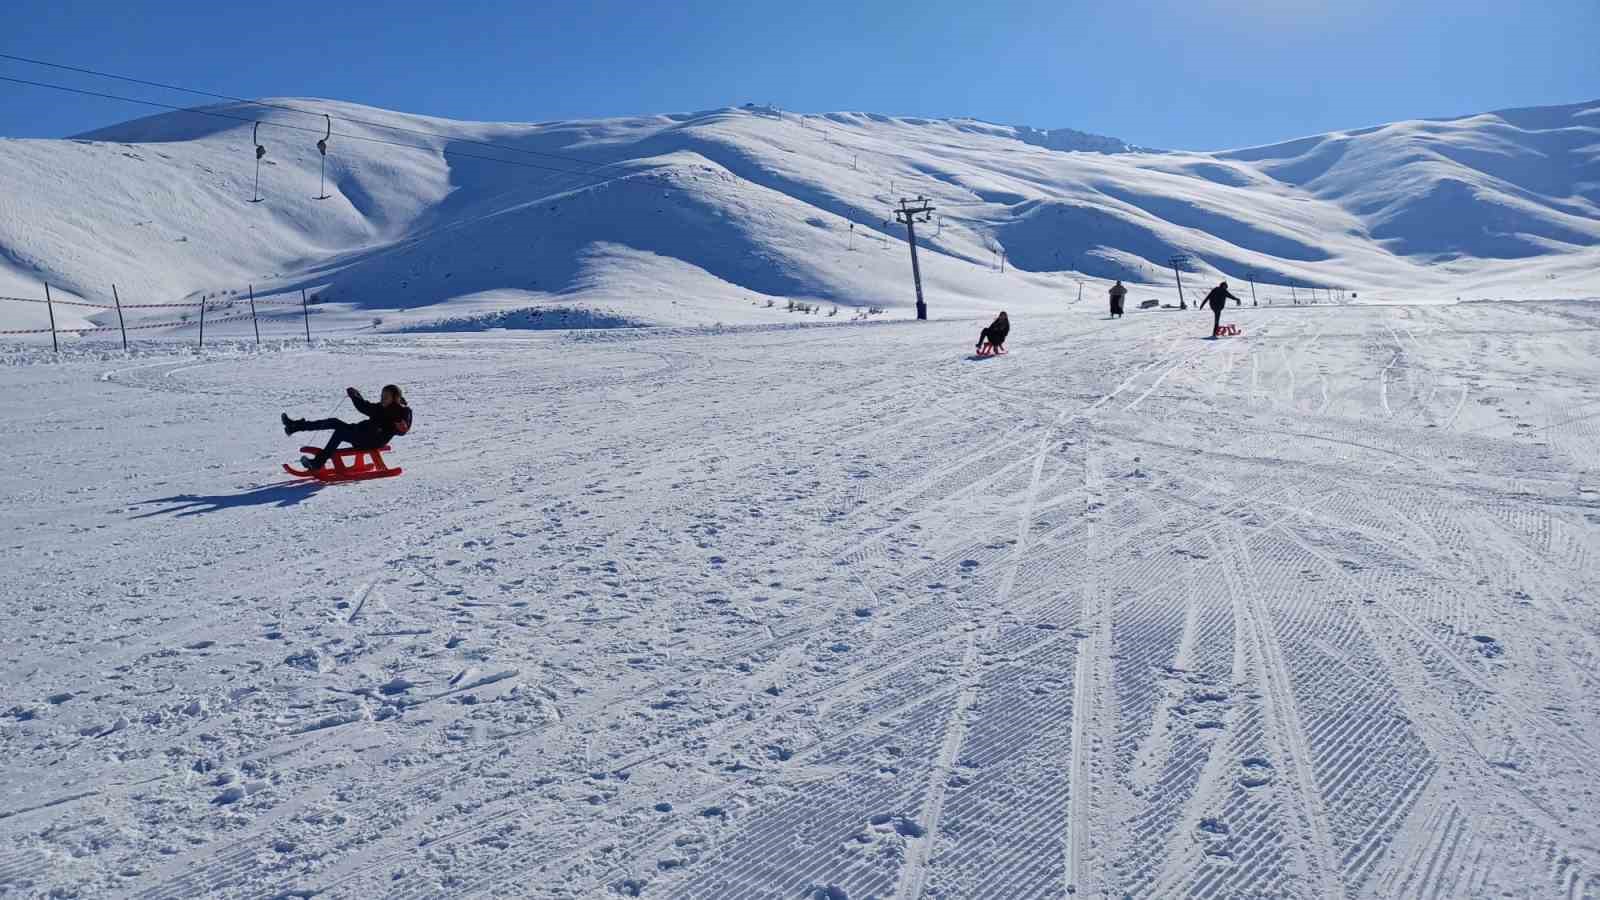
[
  {"xmin": 893, "ymin": 196, "xmax": 936, "ymax": 320},
  {"xmin": 1168, "ymin": 253, "xmax": 1194, "ymax": 310}
]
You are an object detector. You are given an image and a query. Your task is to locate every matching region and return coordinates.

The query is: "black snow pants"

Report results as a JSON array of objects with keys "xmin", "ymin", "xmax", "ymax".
[
  {"xmin": 300, "ymin": 418, "xmax": 385, "ymax": 468},
  {"xmin": 1208, "ymin": 302, "xmax": 1224, "ymax": 336}
]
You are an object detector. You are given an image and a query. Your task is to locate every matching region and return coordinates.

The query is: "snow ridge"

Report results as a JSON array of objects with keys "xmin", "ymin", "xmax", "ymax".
[{"xmin": 1, "ymin": 98, "xmax": 1597, "ymax": 333}]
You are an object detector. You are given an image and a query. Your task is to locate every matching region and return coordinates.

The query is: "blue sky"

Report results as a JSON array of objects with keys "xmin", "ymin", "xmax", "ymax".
[{"xmin": 1, "ymin": 0, "xmax": 1595, "ymax": 150}]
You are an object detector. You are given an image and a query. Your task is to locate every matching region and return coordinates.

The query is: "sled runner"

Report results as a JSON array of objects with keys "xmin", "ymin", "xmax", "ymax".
[
  {"xmin": 283, "ymin": 445, "xmax": 402, "ymax": 482},
  {"xmin": 974, "ymin": 342, "xmax": 1008, "ymax": 357}
]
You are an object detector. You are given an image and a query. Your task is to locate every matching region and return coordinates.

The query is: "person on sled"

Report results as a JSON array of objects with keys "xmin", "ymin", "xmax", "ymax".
[
  {"xmin": 1201, "ymin": 281, "xmax": 1243, "ymax": 337},
  {"xmin": 282, "ymin": 384, "xmax": 412, "ymax": 472},
  {"xmin": 1109, "ymin": 281, "xmax": 1127, "ymax": 318},
  {"xmin": 977, "ymin": 311, "xmax": 1010, "ymax": 354}
]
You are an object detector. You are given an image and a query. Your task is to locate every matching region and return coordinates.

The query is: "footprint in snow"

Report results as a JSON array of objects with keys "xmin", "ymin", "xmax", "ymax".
[
  {"xmin": 866, "ymin": 813, "xmax": 925, "ymax": 838},
  {"xmin": 1238, "ymin": 757, "xmax": 1275, "ymax": 789},
  {"xmin": 378, "ymin": 676, "xmax": 418, "ymax": 696}
]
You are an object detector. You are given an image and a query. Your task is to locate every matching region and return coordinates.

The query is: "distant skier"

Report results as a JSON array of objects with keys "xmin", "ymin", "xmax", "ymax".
[
  {"xmin": 1201, "ymin": 281, "xmax": 1243, "ymax": 337},
  {"xmin": 282, "ymin": 384, "xmax": 412, "ymax": 472},
  {"xmin": 976, "ymin": 311, "xmax": 1010, "ymax": 354},
  {"xmin": 1109, "ymin": 281, "xmax": 1127, "ymax": 318}
]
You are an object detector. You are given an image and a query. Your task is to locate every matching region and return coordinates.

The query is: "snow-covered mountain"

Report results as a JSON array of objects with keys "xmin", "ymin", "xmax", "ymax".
[{"xmin": 0, "ymin": 97, "xmax": 1596, "ymax": 332}]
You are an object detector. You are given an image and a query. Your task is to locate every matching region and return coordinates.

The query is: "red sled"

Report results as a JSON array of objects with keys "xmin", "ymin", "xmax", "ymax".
[
  {"xmin": 283, "ymin": 445, "xmax": 403, "ymax": 482},
  {"xmin": 974, "ymin": 343, "xmax": 1008, "ymax": 357},
  {"xmin": 1213, "ymin": 324, "xmax": 1242, "ymax": 337}
]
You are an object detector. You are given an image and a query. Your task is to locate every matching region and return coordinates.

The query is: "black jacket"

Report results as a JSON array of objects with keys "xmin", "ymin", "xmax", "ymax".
[
  {"xmin": 986, "ymin": 314, "xmax": 1010, "ymax": 346},
  {"xmin": 351, "ymin": 393, "xmax": 413, "ymax": 444},
  {"xmin": 1203, "ymin": 285, "xmax": 1241, "ymax": 309}
]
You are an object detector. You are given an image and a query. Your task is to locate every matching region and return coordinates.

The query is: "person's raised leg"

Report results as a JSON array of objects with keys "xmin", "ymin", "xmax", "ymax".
[
  {"xmin": 284, "ymin": 414, "xmax": 345, "ymax": 436},
  {"xmin": 295, "ymin": 417, "xmax": 349, "ymax": 433},
  {"xmin": 305, "ymin": 423, "xmax": 360, "ymax": 470}
]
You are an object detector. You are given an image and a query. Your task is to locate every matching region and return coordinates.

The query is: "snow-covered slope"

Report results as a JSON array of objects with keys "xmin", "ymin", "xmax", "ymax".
[
  {"xmin": 0, "ymin": 98, "xmax": 1596, "ymax": 332},
  {"xmin": 5, "ymin": 304, "xmax": 1600, "ymax": 898},
  {"xmin": 1216, "ymin": 100, "xmax": 1600, "ymax": 260}
]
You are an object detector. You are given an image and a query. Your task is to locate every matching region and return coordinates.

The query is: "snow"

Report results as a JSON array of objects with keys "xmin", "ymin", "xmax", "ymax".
[
  {"xmin": 2, "ymin": 98, "xmax": 1598, "ymax": 339},
  {"xmin": 4, "ymin": 302, "xmax": 1600, "ymax": 898},
  {"xmin": 3, "ymin": 93, "xmax": 1600, "ymax": 897}
]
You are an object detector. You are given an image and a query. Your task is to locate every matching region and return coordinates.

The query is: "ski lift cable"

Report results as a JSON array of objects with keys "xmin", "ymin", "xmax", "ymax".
[
  {"xmin": 2, "ymin": 70, "xmax": 948, "ymax": 253},
  {"xmin": 0, "ymin": 52, "xmax": 957, "ymax": 218},
  {"xmin": 0, "ymin": 74, "xmax": 632, "ymax": 184},
  {"xmin": 0, "ymin": 52, "xmax": 618, "ymax": 173}
]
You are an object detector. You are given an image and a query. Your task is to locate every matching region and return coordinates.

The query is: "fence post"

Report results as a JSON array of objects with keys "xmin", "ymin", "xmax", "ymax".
[
  {"xmin": 111, "ymin": 284, "xmax": 128, "ymax": 351},
  {"xmin": 248, "ymin": 284, "xmax": 261, "ymax": 346},
  {"xmin": 43, "ymin": 283, "xmax": 59, "ymax": 353},
  {"xmin": 198, "ymin": 296, "xmax": 206, "ymax": 348},
  {"xmin": 300, "ymin": 289, "xmax": 311, "ymax": 344}
]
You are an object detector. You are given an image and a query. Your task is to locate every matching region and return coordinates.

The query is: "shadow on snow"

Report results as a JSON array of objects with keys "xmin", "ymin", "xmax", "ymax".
[{"xmin": 130, "ymin": 481, "xmax": 322, "ymax": 518}]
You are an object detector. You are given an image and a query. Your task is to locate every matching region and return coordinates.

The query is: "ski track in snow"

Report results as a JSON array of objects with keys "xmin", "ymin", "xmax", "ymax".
[{"xmin": 3, "ymin": 301, "xmax": 1600, "ymax": 899}]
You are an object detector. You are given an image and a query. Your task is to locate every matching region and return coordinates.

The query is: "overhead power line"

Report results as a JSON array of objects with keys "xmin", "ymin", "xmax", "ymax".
[
  {"xmin": 0, "ymin": 73, "xmax": 624, "ymax": 183},
  {"xmin": 0, "ymin": 51, "xmax": 616, "ymax": 172},
  {"xmin": 0, "ymin": 55, "xmax": 937, "ymax": 261}
]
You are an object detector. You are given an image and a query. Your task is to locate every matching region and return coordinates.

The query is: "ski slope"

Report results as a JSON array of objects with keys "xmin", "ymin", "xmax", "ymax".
[
  {"xmin": 2, "ymin": 97, "xmax": 1597, "ymax": 337},
  {"xmin": 3, "ymin": 301, "xmax": 1599, "ymax": 898}
]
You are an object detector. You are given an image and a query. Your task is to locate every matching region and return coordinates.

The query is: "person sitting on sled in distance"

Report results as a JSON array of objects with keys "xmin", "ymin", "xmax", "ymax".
[
  {"xmin": 977, "ymin": 311, "xmax": 1010, "ymax": 354},
  {"xmin": 1202, "ymin": 281, "xmax": 1243, "ymax": 337},
  {"xmin": 282, "ymin": 384, "xmax": 412, "ymax": 472}
]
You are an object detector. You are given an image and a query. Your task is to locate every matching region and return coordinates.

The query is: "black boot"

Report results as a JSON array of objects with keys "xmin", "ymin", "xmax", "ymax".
[
  {"xmin": 301, "ymin": 454, "xmax": 324, "ymax": 471},
  {"xmin": 282, "ymin": 413, "xmax": 298, "ymax": 436}
]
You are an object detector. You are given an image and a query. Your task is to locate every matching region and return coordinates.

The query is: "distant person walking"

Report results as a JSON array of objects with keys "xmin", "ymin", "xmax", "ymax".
[
  {"xmin": 1109, "ymin": 281, "xmax": 1127, "ymax": 318},
  {"xmin": 1202, "ymin": 281, "xmax": 1243, "ymax": 337}
]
